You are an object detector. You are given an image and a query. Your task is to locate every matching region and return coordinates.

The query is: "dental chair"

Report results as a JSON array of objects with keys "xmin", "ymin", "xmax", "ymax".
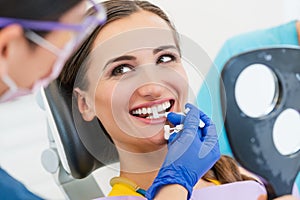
[
  {"xmin": 220, "ymin": 47, "xmax": 300, "ymax": 199},
  {"xmin": 37, "ymin": 80, "xmax": 119, "ymax": 200}
]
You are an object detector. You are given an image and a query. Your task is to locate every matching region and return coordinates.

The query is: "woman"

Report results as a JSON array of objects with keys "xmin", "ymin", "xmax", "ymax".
[
  {"xmin": 59, "ymin": 1, "xmax": 297, "ymax": 199},
  {"xmin": 0, "ymin": 0, "xmax": 106, "ymax": 199}
]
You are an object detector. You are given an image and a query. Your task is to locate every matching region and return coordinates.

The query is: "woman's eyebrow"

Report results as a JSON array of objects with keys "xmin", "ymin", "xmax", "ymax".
[
  {"xmin": 153, "ymin": 45, "xmax": 178, "ymax": 54},
  {"xmin": 103, "ymin": 45, "xmax": 177, "ymax": 70},
  {"xmin": 104, "ymin": 55, "xmax": 136, "ymax": 69}
]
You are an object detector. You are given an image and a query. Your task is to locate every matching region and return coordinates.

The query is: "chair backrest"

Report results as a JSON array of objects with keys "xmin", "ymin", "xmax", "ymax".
[
  {"xmin": 220, "ymin": 47, "xmax": 300, "ymax": 198},
  {"xmin": 41, "ymin": 79, "xmax": 119, "ymax": 179}
]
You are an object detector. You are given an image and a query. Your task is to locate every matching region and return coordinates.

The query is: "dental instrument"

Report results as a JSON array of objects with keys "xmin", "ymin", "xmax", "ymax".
[
  {"xmin": 161, "ymin": 108, "xmax": 206, "ymax": 140},
  {"xmin": 164, "ymin": 124, "xmax": 183, "ymax": 140}
]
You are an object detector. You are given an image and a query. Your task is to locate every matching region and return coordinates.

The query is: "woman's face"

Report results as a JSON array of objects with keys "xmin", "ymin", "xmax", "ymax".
[{"xmin": 82, "ymin": 11, "xmax": 189, "ymax": 153}]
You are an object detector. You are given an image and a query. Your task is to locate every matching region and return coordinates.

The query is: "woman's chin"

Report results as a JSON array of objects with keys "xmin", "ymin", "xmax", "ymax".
[{"xmin": 148, "ymin": 131, "xmax": 168, "ymax": 146}]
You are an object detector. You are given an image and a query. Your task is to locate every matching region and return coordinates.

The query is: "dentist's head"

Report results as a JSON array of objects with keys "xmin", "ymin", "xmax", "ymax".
[{"xmin": 0, "ymin": 0, "xmax": 106, "ymax": 102}]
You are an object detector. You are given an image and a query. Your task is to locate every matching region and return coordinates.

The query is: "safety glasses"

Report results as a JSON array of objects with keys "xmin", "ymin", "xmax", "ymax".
[{"xmin": 0, "ymin": 0, "xmax": 106, "ymax": 55}]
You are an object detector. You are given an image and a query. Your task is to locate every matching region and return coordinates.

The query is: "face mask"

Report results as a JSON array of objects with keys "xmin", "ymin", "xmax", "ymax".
[
  {"xmin": 0, "ymin": 0, "xmax": 106, "ymax": 103},
  {"xmin": 0, "ymin": 74, "xmax": 29, "ymax": 102},
  {"xmin": 0, "ymin": 32, "xmax": 76, "ymax": 102}
]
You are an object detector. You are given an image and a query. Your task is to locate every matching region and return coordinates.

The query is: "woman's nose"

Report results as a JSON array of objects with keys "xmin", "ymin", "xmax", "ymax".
[{"xmin": 136, "ymin": 83, "xmax": 164, "ymax": 100}]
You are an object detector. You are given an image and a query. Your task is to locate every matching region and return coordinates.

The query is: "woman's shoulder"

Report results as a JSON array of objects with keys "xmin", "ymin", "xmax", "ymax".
[{"xmin": 192, "ymin": 180, "xmax": 266, "ymax": 200}]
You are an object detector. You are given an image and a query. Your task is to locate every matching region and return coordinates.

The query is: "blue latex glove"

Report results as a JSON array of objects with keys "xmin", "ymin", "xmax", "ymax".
[{"xmin": 146, "ymin": 103, "xmax": 220, "ymax": 200}]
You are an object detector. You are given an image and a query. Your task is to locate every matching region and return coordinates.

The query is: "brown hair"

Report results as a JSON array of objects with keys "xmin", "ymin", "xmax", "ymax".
[
  {"xmin": 58, "ymin": 0, "xmax": 178, "ymax": 93},
  {"xmin": 58, "ymin": 0, "xmax": 255, "ymax": 185},
  {"xmin": 203, "ymin": 155, "xmax": 256, "ymax": 184}
]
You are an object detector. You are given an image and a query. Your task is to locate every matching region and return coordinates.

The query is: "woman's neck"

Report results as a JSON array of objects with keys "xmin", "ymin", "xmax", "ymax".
[
  {"xmin": 117, "ymin": 145, "xmax": 168, "ymax": 190},
  {"xmin": 120, "ymin": 170, "xmax": 159, "ymax": 190}
]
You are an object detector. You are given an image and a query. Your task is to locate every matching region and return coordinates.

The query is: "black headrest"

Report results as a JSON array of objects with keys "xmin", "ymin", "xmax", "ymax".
[
  {"xmin": 220, "ymin": 47, "xmax": 300, "ymax": 197},
  {"xmin": 43, "ymin": 80, "xmax": 119, "ymax": 179}
]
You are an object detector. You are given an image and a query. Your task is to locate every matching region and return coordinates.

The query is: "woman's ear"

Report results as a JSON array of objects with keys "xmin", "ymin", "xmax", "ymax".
[{"xmin": 74, "ymin": 88, "xmax": 96, "ymax": 121}]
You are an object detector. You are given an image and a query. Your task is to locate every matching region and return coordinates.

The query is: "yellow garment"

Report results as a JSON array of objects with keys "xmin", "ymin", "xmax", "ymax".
[
  {"xmin": 108, "ymin": 176, "xmax": 221, "ymax": 197},
  {"xmin": 206, "ymin": 178, "xmax": 221, "ymax": 185},
  {"xmin": 108, "ymin": 177, "xmax": 144, "ymax": 197}
]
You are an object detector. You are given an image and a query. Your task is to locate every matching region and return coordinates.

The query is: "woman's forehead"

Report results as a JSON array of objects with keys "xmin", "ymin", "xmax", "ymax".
[{"xmin": 93, "ymin": 10, "xmax": 174, "ymax": 48}]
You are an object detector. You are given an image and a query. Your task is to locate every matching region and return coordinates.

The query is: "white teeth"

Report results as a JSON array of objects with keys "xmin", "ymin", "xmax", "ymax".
[
  {"xmin": 157, "ymin": 105, "xmax": 163, "ymax": 112},
  {"xmin": 132, "ymin": 101, "xmax": 172, "ymax": 118},
  {"xmin": 166, "ymin": 102, "xmax": 170, "ymax": 108},
  {"xmin": 162, "ymin": 101, "xmax": 170, "ymax": 111},
  {"xmin": 162, "ymin": 103, "xmax": 166, "ymax": 110},
  {"xmin": 152, "ymin": 107, "xmax": 159, "ymax": 118},
  {"xmin": 142, "ymin": 108, "xmax": 147, "ymax": 115}
]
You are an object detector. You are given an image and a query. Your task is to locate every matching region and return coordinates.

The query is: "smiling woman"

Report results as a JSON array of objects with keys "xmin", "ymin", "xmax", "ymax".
[{"xmin": 57, "ymin": 0, "xmax": 289, "ymax": 200}]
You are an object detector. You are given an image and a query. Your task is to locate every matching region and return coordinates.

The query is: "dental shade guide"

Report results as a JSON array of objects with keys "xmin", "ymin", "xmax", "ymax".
[
  {"xmin": 163, "ymin": 109, "xmax": 206, "ymax": 140},
  {"xmin": 164, "ymin": 124, "xmax": 184, "ymax": 140}
]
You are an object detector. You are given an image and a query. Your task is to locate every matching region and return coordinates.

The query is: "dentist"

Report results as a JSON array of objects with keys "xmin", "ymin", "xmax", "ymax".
[{"xmin": 0, "ymin": 0, "xmax": 106, "ymax": 199}]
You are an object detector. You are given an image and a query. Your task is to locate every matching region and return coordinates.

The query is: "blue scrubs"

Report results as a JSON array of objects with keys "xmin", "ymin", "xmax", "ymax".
[
  {"xmin": 197, "ymin": 20, "xmax": 300, "ymax": 190},
  {"xmin": 0, "ymin": 167, "xmax": 43, "ymax": 200}
]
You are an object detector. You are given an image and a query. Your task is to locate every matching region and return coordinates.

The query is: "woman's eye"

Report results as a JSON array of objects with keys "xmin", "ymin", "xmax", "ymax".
[
  {"xmin": 111, "ymin": 64, "xmax": 134, "ymax": 76},
  {"xmin": 157, "ymin": 54, "xmax": 176, "ymax": 64}
]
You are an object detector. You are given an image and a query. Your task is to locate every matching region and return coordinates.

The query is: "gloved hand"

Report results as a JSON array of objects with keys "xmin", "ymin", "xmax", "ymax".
[{"xmin": 146, "ymin": 103, "xmax": 220, "ymax": 200}]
